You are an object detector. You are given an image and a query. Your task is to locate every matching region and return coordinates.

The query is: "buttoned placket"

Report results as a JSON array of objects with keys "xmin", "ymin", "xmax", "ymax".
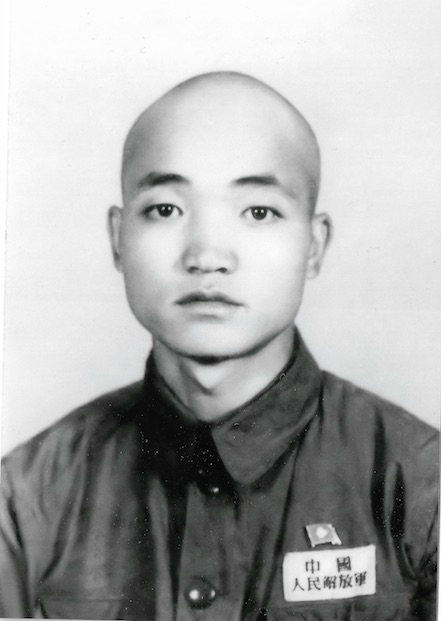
[
  {"xmin": 174, "ymin": 445, "xmax": 301, "ymax": 621},
  {"xmin": 140, "ymin": 332, "xmax": 322, "ymax": 620}
]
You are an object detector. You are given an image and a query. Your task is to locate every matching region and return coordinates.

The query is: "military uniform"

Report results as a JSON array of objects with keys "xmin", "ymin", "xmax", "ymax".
[{"xmin": 0, "ymin": 333, "xmax": 438, "ymax": 620}]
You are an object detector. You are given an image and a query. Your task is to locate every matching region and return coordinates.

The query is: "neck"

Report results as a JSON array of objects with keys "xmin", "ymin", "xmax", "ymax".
[{"xmin": 152, "ymin": 327, "xmax": 295, "ymax": 422}]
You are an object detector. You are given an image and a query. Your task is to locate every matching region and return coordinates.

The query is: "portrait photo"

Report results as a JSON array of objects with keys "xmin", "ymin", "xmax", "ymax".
[{"xmin": 1, "ymin": 1, "xmax": 440, "ymax": 619}]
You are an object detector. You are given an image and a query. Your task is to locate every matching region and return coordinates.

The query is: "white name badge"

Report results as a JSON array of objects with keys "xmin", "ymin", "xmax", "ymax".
[{"xmin": 283, "ymin": 545, "xmax": 376, "ymax": 602}]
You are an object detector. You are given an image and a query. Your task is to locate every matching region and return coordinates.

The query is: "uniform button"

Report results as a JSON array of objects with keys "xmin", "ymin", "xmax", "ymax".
[
  {"xmin": 185, "ymin": 578, "xmax": 217, "ymax": 609},
  {"xmin": 205, "ymin": 483, "xmax": 221, "ymax": 495},
  {"xmin": 196, "ymin": 468, "xmax": 222, "ymax": 496}
]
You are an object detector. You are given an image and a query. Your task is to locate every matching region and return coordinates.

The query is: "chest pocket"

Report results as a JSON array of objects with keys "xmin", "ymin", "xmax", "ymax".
[
  {"xmin": 36, "ymin": 597, "xmax": 154, "ymax": 620},
  {"xmin": 266, "ymin": 594, "xmax": 412, "ymax": 621}
]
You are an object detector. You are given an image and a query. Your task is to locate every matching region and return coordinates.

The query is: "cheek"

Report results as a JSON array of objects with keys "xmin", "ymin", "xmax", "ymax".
[
  {"xmin": 121, "ymin": 227, "xmax": 177, "ymax": 279},
  {"xmin": 119, "ymin": 237, "xmax": 174, "ymax": 309},
  {"xmin": 245, "ymin": 230, "xmax": 310, "ymax": 293}
]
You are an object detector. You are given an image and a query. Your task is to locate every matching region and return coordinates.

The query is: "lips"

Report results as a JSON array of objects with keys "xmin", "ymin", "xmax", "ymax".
[{"xmin": 176, "ymin": 291, "xmax": 242, "ymax": 306}]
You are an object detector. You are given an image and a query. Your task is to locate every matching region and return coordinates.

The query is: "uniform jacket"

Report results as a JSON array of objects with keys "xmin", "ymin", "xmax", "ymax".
[{"xmin": 0, "ymin": 333, "xmax": 438, "ymax": 620}]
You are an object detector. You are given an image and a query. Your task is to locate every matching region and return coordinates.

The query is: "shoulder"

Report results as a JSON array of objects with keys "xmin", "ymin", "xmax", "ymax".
[
  {"xmin": 321, "ymin": 370, "xmax": 438, "ymax": 449},
  {"xmin": 1, "ymin": 381, "xmax": 144, "ymax": 500},
  {"xmin": 319, "ymin": 371, "xmax": 439, "ymax": 504},
  {"xmin": 314, "ymin": 372, "xmax": 438, "ymax": 598}
]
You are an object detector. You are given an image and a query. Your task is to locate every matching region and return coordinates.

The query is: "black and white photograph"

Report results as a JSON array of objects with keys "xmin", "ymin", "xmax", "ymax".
[{"xmin": 1, "ymin": 1, "xmax": 440, "ymax": 619}]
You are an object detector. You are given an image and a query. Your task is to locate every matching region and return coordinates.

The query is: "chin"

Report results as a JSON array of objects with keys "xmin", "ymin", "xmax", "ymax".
[
  {"xmin": 160, "ymin": 328, "xmax": 279, "ymax": 362},
  {"xmin": 173, "ymin": 341, "xmax": 247, "ymax": 362}
]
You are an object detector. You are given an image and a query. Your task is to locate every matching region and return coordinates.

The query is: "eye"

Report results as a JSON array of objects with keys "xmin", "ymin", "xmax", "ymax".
[
  {"xmin": 142, "ymin": 204, "xmax": 182, "ymax": 219},
  {"xmin": 244, "ymin": 206, "xmax": 281, "ymax": 222}
]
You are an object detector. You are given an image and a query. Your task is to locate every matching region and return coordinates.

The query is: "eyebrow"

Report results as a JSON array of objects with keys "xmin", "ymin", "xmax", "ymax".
[
  {"xmin": 232, "ymin": 174, "xmax": 281, "ymax": 188},
  {"xmin": 135, "ymin": 172, "xmax": 287, "ymax": 193},
  {"xmin": 136, "ymin": 172, "xmax": 190, "ymax": 190}
]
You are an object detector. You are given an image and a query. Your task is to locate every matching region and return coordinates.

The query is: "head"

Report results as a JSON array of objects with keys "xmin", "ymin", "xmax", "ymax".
[{"xmin": 109, "ymin": 72, "xmax": 331, "ymax": 361}]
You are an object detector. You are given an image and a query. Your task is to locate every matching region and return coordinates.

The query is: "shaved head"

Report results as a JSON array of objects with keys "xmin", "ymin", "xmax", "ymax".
[
  {"xmin": 109, "ymin": 71, "xmax": 332, "ymax": 365},
  {"xmin": 121, "ymin": 71, "xmax": 321, "ymax": 212}
]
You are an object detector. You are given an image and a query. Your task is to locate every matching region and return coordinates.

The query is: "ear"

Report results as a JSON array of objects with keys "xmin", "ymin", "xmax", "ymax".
[
  {"xmin": 107, "ymin": 206, "xmax": 123, "ymax": 271},
  {"xmin": 306, "ymin": 212, "xmax": 333, "ymax": 278}
]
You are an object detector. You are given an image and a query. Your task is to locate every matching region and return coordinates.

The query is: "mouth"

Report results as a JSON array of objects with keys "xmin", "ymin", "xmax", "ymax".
[{"xmin": 176, "ymin": 291, "xmax": 243, "ymax": 307}]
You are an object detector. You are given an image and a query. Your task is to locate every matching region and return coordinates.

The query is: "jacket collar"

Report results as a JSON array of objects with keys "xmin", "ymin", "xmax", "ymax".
[{"xmin": 141, "ymin": 331, "xmax": 322, "ymax": 485}]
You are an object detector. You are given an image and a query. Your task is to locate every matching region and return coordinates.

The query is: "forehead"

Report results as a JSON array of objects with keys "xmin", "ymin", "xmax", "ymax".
[{"xmin": 122, "ymin": 85, "xmax": 316, "ymax": 200}]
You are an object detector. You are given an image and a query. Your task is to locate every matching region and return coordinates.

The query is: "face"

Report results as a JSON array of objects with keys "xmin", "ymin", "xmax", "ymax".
[{"xmin": 109, "ymin": 87, "xmax": 330, "ymax": 360}]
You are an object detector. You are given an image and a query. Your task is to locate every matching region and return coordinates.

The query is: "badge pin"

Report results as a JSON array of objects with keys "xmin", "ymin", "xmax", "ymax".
[{"xmin": 305, "ymin": 523, "xmax": 342, "ymax": 547}]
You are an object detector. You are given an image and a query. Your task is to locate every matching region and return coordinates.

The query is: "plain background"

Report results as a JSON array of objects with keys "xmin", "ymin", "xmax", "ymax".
[{"xmin": 1, "ymin": 0, "xmax": 440, "ymax": 456}]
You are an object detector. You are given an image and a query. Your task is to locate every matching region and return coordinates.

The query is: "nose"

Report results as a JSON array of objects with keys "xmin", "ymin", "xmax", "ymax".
[{"xmin": 181, "ymin": 214, "xmax": 238, "ymax": 275}]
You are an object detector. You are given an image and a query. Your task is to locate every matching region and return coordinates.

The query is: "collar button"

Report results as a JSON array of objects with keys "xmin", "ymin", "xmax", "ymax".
[
  {"xmin": 206, "ymin": 483, "xmax": 221, "ymax": 495},
  {"xmin": 195, "ymin": 468, "xmax": 222, "ymax": 495},
  {"xmin": 197, "ymin": 478, "xmax": 222, "ymax": 496}
]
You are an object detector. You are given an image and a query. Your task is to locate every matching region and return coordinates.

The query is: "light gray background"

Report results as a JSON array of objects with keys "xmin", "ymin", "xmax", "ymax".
[{"xmin": 2, "ymin": 0, "xmax": 441, "ymax": 455}]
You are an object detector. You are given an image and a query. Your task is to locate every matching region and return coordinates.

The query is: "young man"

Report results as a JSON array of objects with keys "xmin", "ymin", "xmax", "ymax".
[{"xmin": 0, "ymin": 72, "xmax": 438, "ymax": 620}]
